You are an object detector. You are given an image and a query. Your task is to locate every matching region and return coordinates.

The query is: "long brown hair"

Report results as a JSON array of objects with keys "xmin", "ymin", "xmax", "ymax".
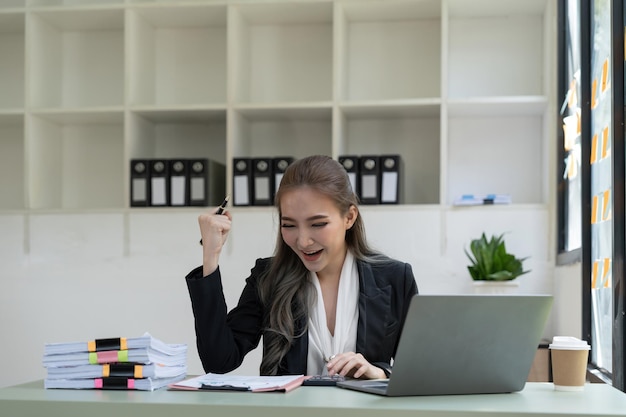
[{"xmin": 258, "ymin": 155, "xmax": 381, "ymax": 375}]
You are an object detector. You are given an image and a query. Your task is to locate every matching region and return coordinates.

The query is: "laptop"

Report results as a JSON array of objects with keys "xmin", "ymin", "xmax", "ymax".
[{"xmin": 337, "ymin": 294, "xmax": 553, "ymax": 396}]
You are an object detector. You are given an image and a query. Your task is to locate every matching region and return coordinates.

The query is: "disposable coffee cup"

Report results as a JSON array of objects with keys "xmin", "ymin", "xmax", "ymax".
[{"xmin": 549, "ymin": 336, "xmax": 590, "ymax": 391}]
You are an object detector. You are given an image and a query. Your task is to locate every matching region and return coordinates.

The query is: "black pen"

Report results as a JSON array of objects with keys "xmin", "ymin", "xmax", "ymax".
[
  {"xmin": 200, "ymin": 195, "xmax": 230, "ymax": 246},
  {"xmin": 215, "ymin": 195, "xmax": 230, "ymax": 215}
]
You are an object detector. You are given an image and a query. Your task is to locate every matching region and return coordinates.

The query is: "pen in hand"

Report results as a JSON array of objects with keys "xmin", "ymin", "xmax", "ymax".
[{"xmin": 199, "ymin": 195, "xmax": 230, "ymax": 246}]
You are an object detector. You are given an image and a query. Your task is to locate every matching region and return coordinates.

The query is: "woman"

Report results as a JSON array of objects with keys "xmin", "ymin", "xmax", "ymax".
[{"xmin": 186, "ymin": 155, "xmax": 417, "ymax": 379}]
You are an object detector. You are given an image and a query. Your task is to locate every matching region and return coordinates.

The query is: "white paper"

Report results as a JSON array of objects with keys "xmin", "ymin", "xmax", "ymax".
[
  {"xmin": 190, "ymin": 177, "xmax": 205, "ymax": 201},
  {"xmin": 381, "ymin": 172, "xmax": 398, "ymax": 203},
  {"xmin": 347, "ymin": 172, "xmax": 357, "ymax": 195},
  {"xmin": 255, "ymin": 177, "xmax": 270, "ymax": 200},
  {"xmin": 275, "ymin": 173, "xmax": 284, "ymax": 192},
  {"xmin": 151, "ymin": 177, "xmax": 167, "ymax": 205},
  {"xmin": 234, "ymin": 175, "xmax": 250, "ymax": 205},
  {"xmin": 132, "ymin": 178, "xmax": 146, "ymax": 202},
  {"xmin": 173, "ymin": 373, "xmax": 303, "ymax": 391},
  {"xmin": 361, "ymin": 175, "xmax": 378, "ymax": 199},
  {"xmin": 170, "ymin": 176, "xmax": 186, "ymax": 205}
]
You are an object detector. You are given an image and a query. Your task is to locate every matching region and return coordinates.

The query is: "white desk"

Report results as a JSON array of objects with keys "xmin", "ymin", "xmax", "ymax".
[{"xmin": 1, "ymin": 381, "xmax": 625, "ymax": 417}]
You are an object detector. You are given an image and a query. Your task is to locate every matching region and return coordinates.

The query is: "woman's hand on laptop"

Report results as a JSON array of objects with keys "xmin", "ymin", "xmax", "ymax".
[{"xmin": 326, "ymin": 352, "xmax": 387, "ymax": 380}]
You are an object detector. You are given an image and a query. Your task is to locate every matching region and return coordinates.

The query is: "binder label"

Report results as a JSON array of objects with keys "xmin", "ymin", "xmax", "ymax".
[
  {"xmin": 255, "ymin": 177, "xmax": 271, "ymax": 200},
  {"xmin": 151, "ymin": 177, "xmax": 167, "ymax": 206},
  {"xmin": 234, "ymin": 175, "xmax": 250, "ymax": 205},
  {"xmin": 191, "ymin": 177, "xmax": 206, "ymax": 201},
  {"xmin": 347, "ymin": 172, "xmax": 357, "ymax": 195},
  {"xmin": 170, "ymin": 176, "xmax": 186, "ymax": 206},
  {"xmin": 381, "ymin": 172, "xmax": 398, "ymax": 203},
  {"xmin": 132, "ymin": 178, "xmax": 147, "ymax": 202},
  {"xmin": 361, "ymin": 175, "xmax": 378, "ymax": 199}
]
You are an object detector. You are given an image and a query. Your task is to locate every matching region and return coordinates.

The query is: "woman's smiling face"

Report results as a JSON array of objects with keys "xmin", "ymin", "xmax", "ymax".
[{"xmin": 279, "ymin": 186, "xmax": 357, "ymax": 280}]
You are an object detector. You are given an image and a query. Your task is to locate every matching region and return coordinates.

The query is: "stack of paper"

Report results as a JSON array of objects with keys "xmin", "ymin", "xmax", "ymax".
[
  {"xmin": 170, "ymin": 373, "xmax": 306, "ymax": 393},
  {"xmin": 43, "ymin": 332, "xmax": 187, "ymax": 391}
]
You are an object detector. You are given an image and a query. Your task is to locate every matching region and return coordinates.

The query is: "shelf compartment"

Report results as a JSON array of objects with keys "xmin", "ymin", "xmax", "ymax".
[
  {"xmin": 340, "ymin": 99, "xmax": 441, "ymax": 118},
  {"xmin": 230, "ymin": 2, "xmax": 333, "ymax": 104},
  {"xmin": 128, "ymin": 5, "xmax": 227, "ymax": 107},
  {"xmin": 28, "ymin": 9, "xmax": 124, "ymax": 109},
  {"xmin": 27, "ymin": 111, "xmax": 124, "ymax": 210},
  {"xmin": 0, "ymin": 114, "xmax": 24, "ymax": 210},
  {"xmin": 128, "ymin": 108, "xmax": 226, "ymax": 162},
  {"xmin": 0, "ymin": 12, "xmax": 25, "ymax": 110},
  {"xmin": 0, "ymin": 1, "xmax": 25, "ymax": 9},
  {"xmin": 127, "ymin": 0, "xmax": 222, "ymax": 4},
  {"xmin": 447, "ymin": 96, "xmax": 548, "ymax": 117},
  {"xmin": 338, "ymin": 105, "xmax": 441, "ymax": 205},
  {"xmin": 231, "ymin": 106, "xmax": 332, "ymax": 159},
  {"xmin": 28, "ymin": 0, "xmax": 124, "ymax": 8},
  {"xmin": 447, "ymin": 0, "xmax": 546, "ymax": 98},
  {"xmin": 446, "ymin": 113, "xmax": 545, "ymax": 205},
  {"xmin": 337, "ymin": 0, "xmax": 441, "ymax": 101}
]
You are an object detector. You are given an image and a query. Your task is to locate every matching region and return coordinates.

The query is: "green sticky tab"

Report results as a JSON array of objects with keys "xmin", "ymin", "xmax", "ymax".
[
  {"xmin": 117, "ymin": 349, "xmax": 129, "ymax": 362},
  {"xmin": 88, "ymin": 352, "xmax": 98, "ymax": 364}
]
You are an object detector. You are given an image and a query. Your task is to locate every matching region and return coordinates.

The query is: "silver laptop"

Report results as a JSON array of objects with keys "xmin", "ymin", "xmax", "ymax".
[{"xmin": 337, "ymin": 294, "xmax": 553, "ymax": 396}]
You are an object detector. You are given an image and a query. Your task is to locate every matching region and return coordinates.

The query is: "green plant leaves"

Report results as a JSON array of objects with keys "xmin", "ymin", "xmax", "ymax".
[{"xmin": 464, "ymin": 233, "xmax": 529, "ymax": 281}]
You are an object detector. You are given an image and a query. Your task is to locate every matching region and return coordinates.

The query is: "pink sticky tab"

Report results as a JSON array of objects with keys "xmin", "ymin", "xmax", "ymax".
[
  {"xmin": 95, "ymin": 379, "xmax": 103, "ymax": 389},
  {"xmin": 97, "ymin": 351, "xmax": 119, "ymax": 364},
  {"xmin": 127, "ymin": 379, "xmax": 135, "ymax": 389}
]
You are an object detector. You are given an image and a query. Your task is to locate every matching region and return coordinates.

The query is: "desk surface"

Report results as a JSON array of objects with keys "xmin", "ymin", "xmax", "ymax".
[{"xmin": 1, "ymin": 381, "xmax": 626, "ymax": 417}]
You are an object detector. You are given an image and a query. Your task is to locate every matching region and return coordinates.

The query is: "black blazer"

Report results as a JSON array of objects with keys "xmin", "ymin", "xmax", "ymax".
[{"xmin": 186, "ymin": 256, "xmax": 418, "ymax": 376}]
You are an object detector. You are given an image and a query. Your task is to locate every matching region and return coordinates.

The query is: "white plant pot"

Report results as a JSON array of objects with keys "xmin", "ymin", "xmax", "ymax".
[{"xmin": 472, "ymin": 280, "xmax": 520, "ymax": 295}]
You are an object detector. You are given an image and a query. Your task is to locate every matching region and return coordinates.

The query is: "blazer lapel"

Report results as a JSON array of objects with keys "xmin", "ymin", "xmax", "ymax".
[{"xmin": 356, "ymin": 260, "xmax": 392, "ymax": 356}]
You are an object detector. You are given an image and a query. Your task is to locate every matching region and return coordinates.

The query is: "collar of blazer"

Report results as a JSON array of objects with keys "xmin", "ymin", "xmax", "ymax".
[{"xmin": 356, "ymin": 259, "xmax": 393, "ymax": 355}]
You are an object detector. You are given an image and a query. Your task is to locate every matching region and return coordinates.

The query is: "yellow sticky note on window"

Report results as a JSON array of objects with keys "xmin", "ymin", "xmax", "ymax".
[
  {"xmin": 590, "ymin": 133, "xmax": 598, "ymax": 164},
  {"xmin": 591, "ymin": 260, "xmax": 599, "ymax": 288},
  {"xmin": 591, "ymin": 78, "xmax": 598, "ymax": 109},
  {"xmin": 601, "ymin": 126, "xmax": 609, "ymax": 159},
  {"xmin": 591, "ymin": 195, "xmax": 599, "ymax": 224}
]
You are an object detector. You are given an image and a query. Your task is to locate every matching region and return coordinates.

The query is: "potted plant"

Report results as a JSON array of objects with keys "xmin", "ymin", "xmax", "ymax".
[{"xmin": 465, "ymin": 233, "xmax": 530, "ymax": 294}]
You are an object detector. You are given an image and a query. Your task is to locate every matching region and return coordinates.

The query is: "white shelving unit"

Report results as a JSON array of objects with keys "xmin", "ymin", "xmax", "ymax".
[
  {"xmin": 0, "ymin": 1, "xmax": 557, "ymax": 384},
  {"xmin": 0, "ymin": 0, "xmax": 555, "ymax": 211},
  {"xmin": 445, "ymin": 0, "xmax": 550, "ymax": 205}
]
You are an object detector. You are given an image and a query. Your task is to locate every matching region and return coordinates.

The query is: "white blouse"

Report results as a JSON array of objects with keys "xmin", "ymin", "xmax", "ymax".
[{"xmin": 306, "ymin": 251, "xmax": 360, "ymax": 375}]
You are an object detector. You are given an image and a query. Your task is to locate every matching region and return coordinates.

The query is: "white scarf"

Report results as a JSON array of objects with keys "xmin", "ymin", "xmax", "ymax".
[{"xmin": 307, "ymin": 251, "xmax": 359, "ymax": 375}]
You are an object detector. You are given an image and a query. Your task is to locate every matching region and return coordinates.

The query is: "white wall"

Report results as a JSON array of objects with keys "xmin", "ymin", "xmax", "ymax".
[
  {"xmin": 0, "ymin": 204, "xmax": 575, "ymax": 388},
  {"xmin": 553, "ymin": 262, "xmax": 584, "ymax": 339}
]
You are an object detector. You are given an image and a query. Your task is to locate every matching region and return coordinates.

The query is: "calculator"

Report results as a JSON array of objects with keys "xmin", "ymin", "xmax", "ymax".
[{"xmin": 302, "ymin": 375, "xmax": 346, "ymax": 386}]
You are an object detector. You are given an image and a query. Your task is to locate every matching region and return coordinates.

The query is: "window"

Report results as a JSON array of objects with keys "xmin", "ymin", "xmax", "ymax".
[
  {"xmin": 557, "ymin": 0, "xmax": 583, "ymax": 265},
  {"xmin": 588, "ymin": 0, "xmax": 613, "ymax": 378},
  {"xmin": 558, "ymin": 0, "xmax": 626, "ymax": 391}
]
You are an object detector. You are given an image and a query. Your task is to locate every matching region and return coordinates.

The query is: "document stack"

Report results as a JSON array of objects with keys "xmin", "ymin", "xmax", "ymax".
[{"xmin": 43, "ymin": 332, "xmax": 187, "ymax": 391}]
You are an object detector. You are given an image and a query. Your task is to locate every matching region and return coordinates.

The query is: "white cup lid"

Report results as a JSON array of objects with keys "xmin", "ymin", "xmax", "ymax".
[{"xmin": 549, "ymin": 336, "xmax": 590, "ymax": 350}]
